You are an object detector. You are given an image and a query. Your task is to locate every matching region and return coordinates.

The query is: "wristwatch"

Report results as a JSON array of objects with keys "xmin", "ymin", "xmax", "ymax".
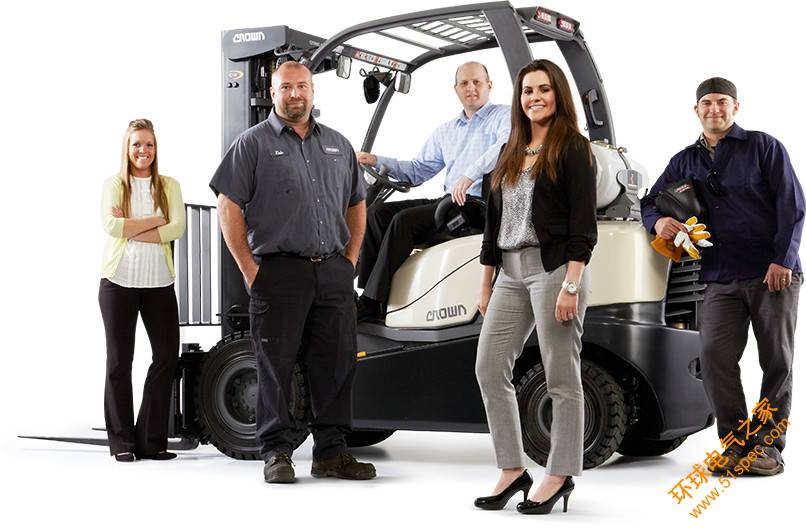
[{"xmin": 561, "ymin": 280, "xmax": 579, "ymax": 295}]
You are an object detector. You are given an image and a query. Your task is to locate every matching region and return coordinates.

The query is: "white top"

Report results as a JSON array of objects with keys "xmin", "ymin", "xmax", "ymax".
[{"xmin": 108, "ymin": 176, "xmax": 174, "ymax": 288}]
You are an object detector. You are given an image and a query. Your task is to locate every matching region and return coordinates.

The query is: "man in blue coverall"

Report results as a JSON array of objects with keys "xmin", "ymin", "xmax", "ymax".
[{"xmin": 641, "ymin": 77, "xmax": 804, "ymax": 476}]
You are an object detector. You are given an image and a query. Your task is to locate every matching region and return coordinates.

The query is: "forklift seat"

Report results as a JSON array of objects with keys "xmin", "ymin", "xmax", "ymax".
[{"xmin": 414, "ymin": 169, "xmax": 492, "ymax": 249}]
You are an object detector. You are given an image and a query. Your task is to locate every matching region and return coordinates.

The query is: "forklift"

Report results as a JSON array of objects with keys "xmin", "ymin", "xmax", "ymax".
[{"xmin": 28, "ymin": 2, "xmax": 714, "ymax": 469}]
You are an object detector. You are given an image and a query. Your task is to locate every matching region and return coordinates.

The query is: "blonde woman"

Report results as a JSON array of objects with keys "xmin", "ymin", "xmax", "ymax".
[{"xmin": 99, "ymin": 119, "xmax": 186, "ymax": 462}]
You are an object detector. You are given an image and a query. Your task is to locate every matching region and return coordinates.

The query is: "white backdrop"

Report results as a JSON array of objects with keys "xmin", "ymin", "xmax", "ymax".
[{"xmin": 1, "ymin": 1, "xmax": 804, "ymax": 530}]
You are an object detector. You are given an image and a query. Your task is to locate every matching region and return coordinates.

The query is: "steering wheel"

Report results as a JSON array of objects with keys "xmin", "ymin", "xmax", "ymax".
[
  {"xmin": 360, "ymin": 163, "xmax": 411, "ymax": 193},
  {"xmin": 434, "ymin": 194, "xmax": 487, "ymax": 236}
]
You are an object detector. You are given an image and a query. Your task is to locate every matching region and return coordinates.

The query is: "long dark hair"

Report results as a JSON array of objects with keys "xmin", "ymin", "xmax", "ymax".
[{"xmin": 492, "ymin": 59, "xmax": 590, "ymax": 188}]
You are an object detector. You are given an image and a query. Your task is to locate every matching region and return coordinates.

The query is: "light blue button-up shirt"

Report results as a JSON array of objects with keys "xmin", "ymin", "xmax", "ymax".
[{"xmin": 375, "ymin": 101, "xmax": 511, "ymax": 197}]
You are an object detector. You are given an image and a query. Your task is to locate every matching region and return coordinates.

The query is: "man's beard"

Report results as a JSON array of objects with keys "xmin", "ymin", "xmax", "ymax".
[{"xmin": 283, "ymin": 101, "xmax": 309, "ymax": 121}]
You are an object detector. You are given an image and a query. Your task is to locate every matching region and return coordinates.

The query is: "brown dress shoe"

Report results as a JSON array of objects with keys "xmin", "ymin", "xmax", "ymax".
[
  {"xmin": 748, "ymin": 446, "xmax": 784, "ymax": 476},
  {"xmin": 311, "ymin": 453, "xmax": 376, "ymax": 480},
  {"xmin": 264, "ymin": 453, "xmax": 295, "ymax": 483}
]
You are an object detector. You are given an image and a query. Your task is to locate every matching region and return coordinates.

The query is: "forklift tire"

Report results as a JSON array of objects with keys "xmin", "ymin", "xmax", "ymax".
[
  {"xmin": 517, "ymin": 359, "xmax": 627, "ymax": 469},
  {"xmin": 617, "ymin": 433, "xmax": 687, "ymax": 457},
  {"xmin": 194, "ymin": 332, "xmax": 309, "ymax": 460},
  {"xmin": 345, "ymin": 430, "xmax": 395, "ymax": 448}
]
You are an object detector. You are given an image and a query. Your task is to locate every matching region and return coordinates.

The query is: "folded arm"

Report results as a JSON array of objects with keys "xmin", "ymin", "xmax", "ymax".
[
  {"xmin": 103, "ymin": 177, "xmax": 186, "ymax": 241},
  {"xmin": 155, "ymin": 179, "xmax": 187, "ymax": 243},
  {"xmin": 118, "ymin": 212, "xmax": 167, "ymax": 239},
  {"xmin": 110, "ymin": 205, "xmax": 165, "ymax": 238}
]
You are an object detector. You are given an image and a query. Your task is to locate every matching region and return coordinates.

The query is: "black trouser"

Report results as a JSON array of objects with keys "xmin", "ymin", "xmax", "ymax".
[
  {"xmin": 98, "ymin": 279, "xmax": 179, "ymax": 456},
  {"xmin": 700, "ymin": 274, "xmax": 801, "ymax": 453},
  {"xmin": 250, "ymin": 253, "xmax": 357, "ymax": 461},
  {"xmin": 357, "ymin": 197, "xmax": 442, "ymax": 302}
]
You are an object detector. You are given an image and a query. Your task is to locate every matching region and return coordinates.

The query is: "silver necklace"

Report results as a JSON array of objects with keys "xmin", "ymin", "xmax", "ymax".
[{"xmin": 525, "ymin": 144, "xmax": 543, "ymax": 156}]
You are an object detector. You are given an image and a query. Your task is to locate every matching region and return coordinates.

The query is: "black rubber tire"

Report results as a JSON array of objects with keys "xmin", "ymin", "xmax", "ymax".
[
  {"xmin": 516, "ymin": 359, "xmax": 627, "ymax": 469},
  {"xmin": 345, "ymin": 430, "xmax": 395, "ymax": 448},
  {"xmin": 194, "ymin": 332, "xmax": 309, "ymax": 460},
  {"xmin": 617, "ymin": 433, "xmax": 687, "ymax": 457}
]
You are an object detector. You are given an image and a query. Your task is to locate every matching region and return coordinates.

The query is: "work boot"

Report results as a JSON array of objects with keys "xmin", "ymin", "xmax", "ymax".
[
  {"xmin": 709, "ymin": 446, "xmax": 744, "ymax": 475},
  {"xmin": 264, "ymin": 453, "xmax": 295, "ymax": 483},
  {"xmin": 748, "ymin": 446, "xmax": 784, "ymax": 476},
  {"xmin": 311, "ymin": 453, "xmax": 376, "ymax": 480}
]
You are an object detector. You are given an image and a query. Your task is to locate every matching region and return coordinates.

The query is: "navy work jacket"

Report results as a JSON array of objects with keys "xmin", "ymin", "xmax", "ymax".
[{"xmin": 641, "ymin": 124, "xmax": 804, "ymax": 282}]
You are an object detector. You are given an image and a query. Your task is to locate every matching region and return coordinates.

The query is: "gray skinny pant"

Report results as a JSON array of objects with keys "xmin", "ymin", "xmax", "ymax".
[{"xmin": 476, "ymin": 247, "xmax": 588, "ymax": 476}]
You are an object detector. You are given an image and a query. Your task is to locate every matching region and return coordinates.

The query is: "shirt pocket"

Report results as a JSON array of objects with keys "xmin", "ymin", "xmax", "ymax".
[
  {"xmin": 251, "ymin": 152, "xmax": 302, "ymax": 224},
  {"xmin": 319, "ymin": 142, "xmax": 349, "ymax": 202},
  {"xmin": 261, "ymin": 152, "xmax": 300, "ymax": 195},
  {"xmin": 744, "ymin": 166, "xmax": 771, "ymax": 199}
]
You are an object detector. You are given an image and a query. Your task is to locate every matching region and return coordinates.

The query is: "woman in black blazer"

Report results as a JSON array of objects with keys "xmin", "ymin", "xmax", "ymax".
[{"xmin": 473, "ymin": 59, "xmax": 597, "ymax": 515}]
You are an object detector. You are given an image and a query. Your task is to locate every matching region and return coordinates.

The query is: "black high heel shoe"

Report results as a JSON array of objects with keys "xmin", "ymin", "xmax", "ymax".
[
  {"xmin": 517, "ymin": 476, "xmax": 574, "ymax": 515},
  {"xmin": 474, "ymin": 470, "xmax": 533, "ymax": 510}
]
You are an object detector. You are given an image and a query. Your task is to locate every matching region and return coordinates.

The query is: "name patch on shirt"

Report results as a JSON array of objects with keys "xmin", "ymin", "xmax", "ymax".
[
  {"xmin": 323, "ymin": 145, "xmax": 341, "ymax": 155},
  {"xmin": 271, "ymin": 149, "xmax": 287, "ymax": 157}
]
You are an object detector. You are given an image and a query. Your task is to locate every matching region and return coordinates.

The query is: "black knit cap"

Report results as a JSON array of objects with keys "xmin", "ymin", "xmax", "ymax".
[{"xmin": 696, "ymin": 77, "xmax": 737, "ymax": 102}]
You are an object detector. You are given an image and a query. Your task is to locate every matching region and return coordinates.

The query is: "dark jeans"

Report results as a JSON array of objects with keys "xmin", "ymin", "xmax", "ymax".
[
  {"xmin": 357, "ymin": 197, "xmax": 441, "ymax": 302},
  {"xmin": 250, "ymin": 254, "xmax": 357, "ymax": 461},
  {"xmin": 98, "ymin": 279, "xmax": 179, "ymax": 456},
  {"xmin": 700, "ymin": 274, "xmax": 801, "ymax": 452}
]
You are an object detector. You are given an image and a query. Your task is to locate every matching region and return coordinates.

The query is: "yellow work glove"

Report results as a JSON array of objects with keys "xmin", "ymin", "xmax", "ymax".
[
  {"xmin": 651, "ymin": 235, "xmax": 683, "ymax": 262},
  {"xmin": 650, "ymin": 216, "xmax": 713, "ymax": 262},
  {"xmin": 685, "ymin": 216, "xmax": 713, "ymax": 248}
]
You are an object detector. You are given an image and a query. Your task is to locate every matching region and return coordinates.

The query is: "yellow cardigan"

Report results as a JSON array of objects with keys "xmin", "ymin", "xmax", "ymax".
[{"xmin": 100, "ymin": 175, "xmax": 186, "ymax": 279}]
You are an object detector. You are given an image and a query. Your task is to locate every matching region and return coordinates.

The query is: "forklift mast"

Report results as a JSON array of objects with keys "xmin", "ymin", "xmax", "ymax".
[{"xmin": 216, "ymin": 27, "xmax": 337, "ymax": 336}]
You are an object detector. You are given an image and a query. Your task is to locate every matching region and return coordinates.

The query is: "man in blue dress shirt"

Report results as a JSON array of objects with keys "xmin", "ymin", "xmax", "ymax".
[
  {"xmin": 641, "ymin": 77, "xmax": 804, "ymax": 476},
  {"xmin": 355, "ymin": 61, "xmax": 510, "ymax": 320}
]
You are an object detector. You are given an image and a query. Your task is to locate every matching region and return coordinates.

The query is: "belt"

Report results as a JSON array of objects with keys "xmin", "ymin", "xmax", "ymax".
[{"xmin": 259, "ymin": 251, "xmax": 340, "ymax": 262}]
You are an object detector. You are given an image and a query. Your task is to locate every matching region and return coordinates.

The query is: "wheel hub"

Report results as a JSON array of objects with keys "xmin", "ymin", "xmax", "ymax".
[{"xmin": 216, "ymin": 362, "xmax": 258, "ymax": 431}]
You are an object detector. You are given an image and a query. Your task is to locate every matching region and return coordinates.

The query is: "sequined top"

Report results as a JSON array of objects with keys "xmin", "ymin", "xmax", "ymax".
[{"xmin": 497, "ymin": 167, "xmax": 540, "ymax": 249}]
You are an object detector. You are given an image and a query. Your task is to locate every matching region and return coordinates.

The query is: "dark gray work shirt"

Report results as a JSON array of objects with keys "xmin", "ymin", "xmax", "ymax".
[{"xmin": 210, "ymin": 108, "xmax": 365, "ymax": 256}]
